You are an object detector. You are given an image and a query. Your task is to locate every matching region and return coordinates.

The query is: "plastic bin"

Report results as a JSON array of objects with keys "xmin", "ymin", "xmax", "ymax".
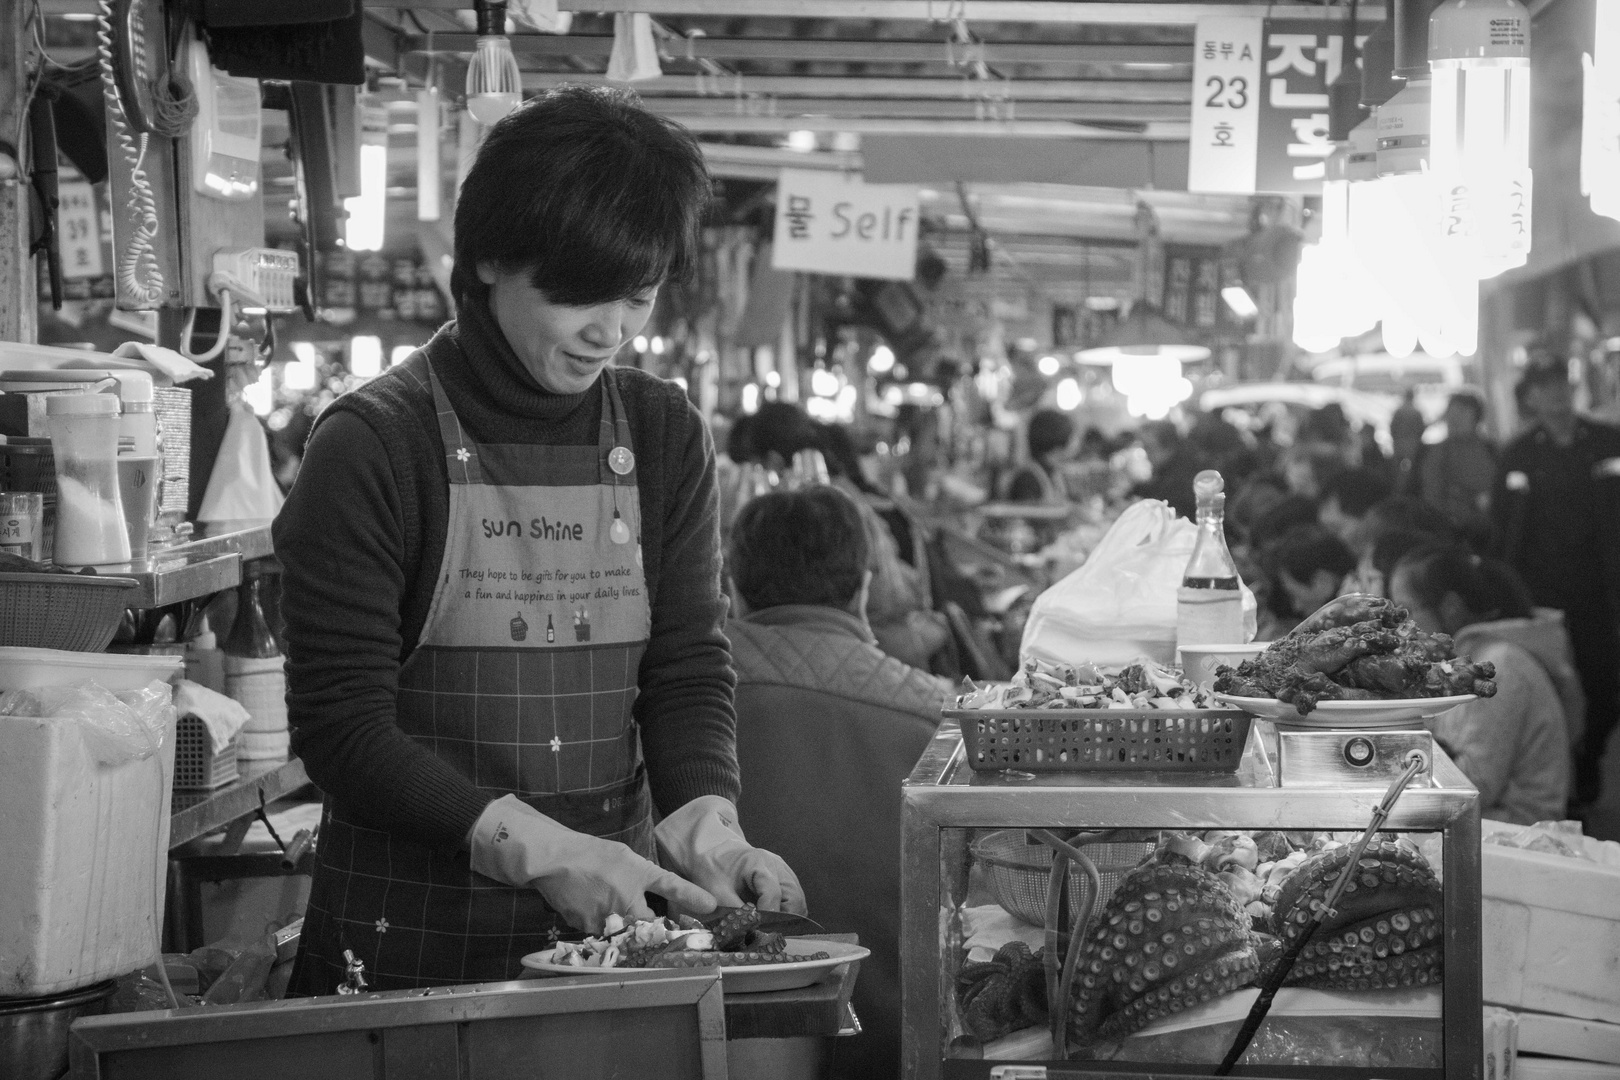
[{"xmin": 0, "ymin": 697, "xmax": 176, "ymax": 996}]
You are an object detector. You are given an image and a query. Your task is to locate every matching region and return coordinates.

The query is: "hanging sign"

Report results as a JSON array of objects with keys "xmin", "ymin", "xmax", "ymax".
[
  {"xmin": 771, "ymin": 169, "xmax": 920, "ymax": 281},
  {"xmin": 1188, "ymin": 17, "xmax": 1263, "ymax": 194},
  {"xmin": 1255, "ymin": 19, "xmax": 1359, "ymax": 192},
  {"xmin": 1189, "ymin": 17, "xmax": 1362, "ymax": 194},
  {"xmin": 58, "ymin": 181, "xmax": 104, "ymax": 280}
]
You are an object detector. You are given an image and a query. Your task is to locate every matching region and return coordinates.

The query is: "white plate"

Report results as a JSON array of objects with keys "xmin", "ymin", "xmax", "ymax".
[
  {"xmin": 1215, "ymin": 693, "xmax": 1477, "ymax": 729},
  {"xmin": 520, "ymin": 937, "xmax": 870, "ymax": 994}
]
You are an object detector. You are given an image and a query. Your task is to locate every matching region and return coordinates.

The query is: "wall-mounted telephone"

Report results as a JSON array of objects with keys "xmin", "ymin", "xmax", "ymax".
[{"xmin": 186, "ymin": 41, "xmax": 261, "ymax": 201}]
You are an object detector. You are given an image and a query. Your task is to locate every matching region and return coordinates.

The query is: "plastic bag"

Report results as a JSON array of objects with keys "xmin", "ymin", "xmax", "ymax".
[
  {"xmin": 1020, "ymin": 500, "xmax": 1256, "ymax": 668},
  {"xmin": 27, "ymin": 679, "xmax": 175, "ymax": 765},
  {"xmin": 198, "ymin": 403, "xmax": 285, "ymax": 529}
]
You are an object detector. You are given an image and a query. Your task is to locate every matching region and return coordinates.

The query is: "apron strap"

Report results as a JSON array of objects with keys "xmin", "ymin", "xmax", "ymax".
[
  {"xmin": 598, "ymin": 368, "xmax": 637, "ymax": 489},
  {"xmin": 426, "ymin": 364, "xmax": 484, "ymax": 485}
]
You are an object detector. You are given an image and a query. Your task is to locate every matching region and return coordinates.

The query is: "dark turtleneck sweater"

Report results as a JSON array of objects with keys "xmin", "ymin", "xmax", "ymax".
[{"xmin": 273, "ymin": 294, "xmax": 738, "ymax": 851}]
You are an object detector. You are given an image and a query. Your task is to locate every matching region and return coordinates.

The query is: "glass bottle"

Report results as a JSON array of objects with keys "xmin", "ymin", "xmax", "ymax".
[
  {"xmin": 546, "ymin": 613, "xmax": 555, "ymax": 643},
  {"xmin": 1176, "ymin": 470, "xmax": 1246, "ymax": 650},
  {"xmin": 223, "ymin": 566, "xmax": 280, "ymax": 660}
]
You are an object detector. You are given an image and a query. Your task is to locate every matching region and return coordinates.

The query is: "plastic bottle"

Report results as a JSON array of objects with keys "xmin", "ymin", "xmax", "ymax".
[
  {"xmin": 46, "ymin": 393, "xmax": 130, "ymax": 567},
  {"xmin": 1176, "ymin": 470, "xmax": 1246, "ymax": 650},
  {"xmin": 224, "ymin": 563, "xmax": 288, "ymax": 762}
]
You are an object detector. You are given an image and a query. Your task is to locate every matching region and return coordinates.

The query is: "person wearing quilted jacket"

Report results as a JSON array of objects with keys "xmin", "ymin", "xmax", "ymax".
[{"xmin": 726, "ymin": 486, "xmax": 947, "ymax": 1079}]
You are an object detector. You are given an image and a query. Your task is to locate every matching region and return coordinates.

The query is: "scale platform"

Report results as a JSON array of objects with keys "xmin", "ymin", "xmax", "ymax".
[{"xmin": 1274, "ymin": 725, "xmax": 1436, "ymax": 788}]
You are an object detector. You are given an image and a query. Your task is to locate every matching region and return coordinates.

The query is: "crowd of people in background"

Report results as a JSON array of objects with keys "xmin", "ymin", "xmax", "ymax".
[{"xmin": 1042, "ymin": 362, "xmax": 1612, "ymax": 826}]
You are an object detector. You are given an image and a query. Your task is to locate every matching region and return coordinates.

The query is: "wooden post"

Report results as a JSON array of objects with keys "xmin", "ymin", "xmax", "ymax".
[{"xmin": 0, "ymin": 0, "xmax": 37, "ymax": 343}]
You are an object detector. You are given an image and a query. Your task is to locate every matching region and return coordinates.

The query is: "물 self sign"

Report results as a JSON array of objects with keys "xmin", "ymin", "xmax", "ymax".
[{"xmin": 771, "ymin": 168, "xmax": 921, "ymax": 281}]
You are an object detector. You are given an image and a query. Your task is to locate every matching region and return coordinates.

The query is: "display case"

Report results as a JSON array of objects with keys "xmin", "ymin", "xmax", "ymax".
[{"xmin": 901, "ymin": 722, "xmax": 1481, "ymax": 1080}]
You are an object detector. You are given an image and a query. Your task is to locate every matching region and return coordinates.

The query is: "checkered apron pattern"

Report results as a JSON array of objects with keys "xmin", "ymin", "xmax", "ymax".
[{"xmin": 294, "ymin": 364, "xmax": 653, "ymax": 993}]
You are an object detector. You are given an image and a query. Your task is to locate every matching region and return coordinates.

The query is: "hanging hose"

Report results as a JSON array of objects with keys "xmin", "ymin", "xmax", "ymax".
[
  {"xmin": 1030, "ymin": 829, "xmax": 1105, "ymax": 1058},
  {"xmin": 1215, "ymin": 749, "xmax": 1433, "ymax": 1075}
]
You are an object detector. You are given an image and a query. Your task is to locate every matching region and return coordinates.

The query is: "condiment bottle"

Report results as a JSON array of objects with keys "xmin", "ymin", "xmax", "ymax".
[
  {"xmin": 1176, "ymin": 469, "xmax": 1246, "ymax": 651},
  {"xmin": 224, "ymin": 562, "xmax": 289, "ymax": 761},
  {"xmin": 46, "ymin": 392, "xmax": 130, "ymax": 567}
]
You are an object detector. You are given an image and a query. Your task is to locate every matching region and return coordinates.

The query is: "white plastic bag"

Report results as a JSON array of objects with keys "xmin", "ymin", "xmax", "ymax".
[
  {"xmin": 0, "ymin": 679, "xmax": 175, "ymax": 765},
  {"xmin": 198, "ymin": 403, "xmax": 284, "ymax": 530},
  {"xmin": 1020, "ymin": 500, "xmax": 1256, "ymax": 668}
]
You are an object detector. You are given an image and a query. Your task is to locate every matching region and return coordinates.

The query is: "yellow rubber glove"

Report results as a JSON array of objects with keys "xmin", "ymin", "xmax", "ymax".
[
  {"xmin": 470, "ymin": 795, "xmax": 717, "ymax": 933},
  {"xmin": 655, "ymin": 795, "xmax": 808, "ymax": 915}
]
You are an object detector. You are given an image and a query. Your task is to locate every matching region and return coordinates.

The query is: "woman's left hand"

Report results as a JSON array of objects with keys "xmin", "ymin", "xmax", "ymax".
[{"xmin": 655, "ymin": 796, "xmax": 808, "ymax": 914}]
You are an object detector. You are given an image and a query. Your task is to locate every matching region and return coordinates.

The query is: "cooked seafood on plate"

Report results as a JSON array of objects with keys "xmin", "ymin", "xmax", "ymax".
[
  {"xmin": 958, "ymin": 656, "xmax": 1219, "ymax": 711},
  {"xmin": 1212, "ymin": 595, "xmax": 1495, "ymax": 716}
]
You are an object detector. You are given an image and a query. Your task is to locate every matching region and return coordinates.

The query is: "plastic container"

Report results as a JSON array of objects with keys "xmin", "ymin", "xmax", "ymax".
[
  {"xmin": 115, "ymin": 455, "xmax": 159, "ymax": 561},
  {"xmin": 46, "ymin": 394, "xmax": 129, "ymax": 568},
  {"xmin": 0, "ymin": 647, "xmax": 181, "ymax": 691},
  {"xmin": 0, "ymin": 697, "xmax": 176, "ymax": 996},
  {"xmin": 1177, "ymin": 642, "xmax": 1271, "ymax": 691},
  {"xmin": 947, "ymin": 708, "xmax": 1253, "ymax": 773}
]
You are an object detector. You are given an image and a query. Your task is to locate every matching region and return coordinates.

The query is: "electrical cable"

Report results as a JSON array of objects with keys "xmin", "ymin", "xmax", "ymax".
[{"xmin": 97, "ymin": 0, "xmax": 165, "ymax": 306}]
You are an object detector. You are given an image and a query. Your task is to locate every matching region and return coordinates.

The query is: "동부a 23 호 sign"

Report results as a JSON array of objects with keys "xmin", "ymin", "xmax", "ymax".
[
  {"xmin": 1189, "ymin": 15, "xmax": 1368, "ymax": 195},
  {"xmin": 772, "ymin": 169, "xmax": 921, "ymax": 281}
]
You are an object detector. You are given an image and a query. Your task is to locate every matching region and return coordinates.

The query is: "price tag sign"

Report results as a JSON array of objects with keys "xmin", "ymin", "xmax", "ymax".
[
  {"xmin": 771, "ymin": 169, "xmax": 920, "ymax": 281},
  {"xmin": 57, "ymin": 181, "xmax": 104, "ymax": 280},
  {"xmin": 1188, "ymin": 17, "xmax": 1263, "ymax": 194}
]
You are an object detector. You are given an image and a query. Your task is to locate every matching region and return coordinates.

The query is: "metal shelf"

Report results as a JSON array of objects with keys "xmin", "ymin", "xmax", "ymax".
[
  {"xmin": 111, "ymin": 524, "xmax": 274, "ymax": 609},
  {"xmin": 169, "ymin": 756, "xmax": 311, "ymax": 850}
]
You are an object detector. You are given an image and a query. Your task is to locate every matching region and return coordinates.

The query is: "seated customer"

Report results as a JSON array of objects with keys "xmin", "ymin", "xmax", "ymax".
[
  {"xmin": 727, "ymin": 487, "xmax": 946, "ymax": 1080},
  {"xmin": 1389, "ymin": 544, "xmax": 1576, "ymax": 824},
  {"xmin": 1260, "ymin": 524, "xmax": 1356, "ymax": 637}
]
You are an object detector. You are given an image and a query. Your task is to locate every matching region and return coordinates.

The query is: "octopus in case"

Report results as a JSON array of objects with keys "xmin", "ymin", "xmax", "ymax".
[
  {"xmin": 1068, "ymin": 860, "xmax": 1262, "ymax": 1044},
  {"xmin": 1264, "ymin": 839, "xmax": 1444, "ymax": 991},
  {"xmin": 1062, "ymin": 832, "xmax": 1444, "ymax": 1049}
]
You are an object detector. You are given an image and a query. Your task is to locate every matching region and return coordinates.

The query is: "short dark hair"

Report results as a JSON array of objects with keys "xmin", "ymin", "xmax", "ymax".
[
  {"xmin": 730, "ymin": 487, "xmax": 870, "ymax": 612},
  {"xmin": 1518, "ymin": 361, "xmax": 1570, "ymax": 395},
  {"xmin": 1270, "ymin": 524, "xmax": 1355, "ymax": 583},
  {"xmin": 1394, "ymin": 542, "xmax": 1533, "ymax": 622},
  {"xmin": 1370, "ymin": 527, "xmax": 1442, "ymax": 593},
  {"xmin": 750, "ymin": 402, "xmax": 819, "ymax": 464},
  {"xmin": 1446, "ymin": 391, "xmax": 1485, "ymax": 425},
  {"xmin": 1362, "ymin": 496, "xmax": 1456, "ymax": 544},
  {"xmin": 1321, "ymin": 468, "xmax": 1392, "ymax": 518},
  {"xmin": 1028, "ymin": 409, "xmax": 1075, "ymax": 461},
  {"xmin": 452, "ymin": 85, "xmax": 710, "ymax": 306},
  {"xmin": 1251, "ymin": 494, "xmax": 1321, "ymax": 548}
]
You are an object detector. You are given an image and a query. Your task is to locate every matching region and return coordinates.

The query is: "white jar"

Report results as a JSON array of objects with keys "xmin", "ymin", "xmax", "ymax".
[{"xmin": 46, "ymin": 393, "xmax": 130, "ymax": 567}]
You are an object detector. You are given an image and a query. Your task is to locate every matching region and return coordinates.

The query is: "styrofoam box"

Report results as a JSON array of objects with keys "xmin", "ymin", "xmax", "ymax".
[
  {"xmin": 1516, "ymin": 1012, "xmax": 1620, "ymax": 1067},
  {"xmin": 0, "ymin": 646, "xmax": 183, "ymax": 692},
  {"xmin": 1517, "ymin": 1058, "xmax": 1620, "ymax": 1080},
  {"xmin": 1483, "ymin": 840, "xmax": 1620, "ymax": 1025},
  {"xmin": 0, "ymin": 649, "xmax": 181, "ymax": 997}
]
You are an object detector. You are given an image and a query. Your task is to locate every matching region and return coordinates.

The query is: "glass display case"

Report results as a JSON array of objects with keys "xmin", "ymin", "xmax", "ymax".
[{"xmin": 900, "ymin": 722, "xmax": 1481, "ymax": 1080}]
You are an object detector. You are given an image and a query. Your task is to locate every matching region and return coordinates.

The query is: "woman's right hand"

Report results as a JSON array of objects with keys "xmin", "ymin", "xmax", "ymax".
[{"xmin": 470, "ymin": 795, "xmax": 717, "ymax": 933}]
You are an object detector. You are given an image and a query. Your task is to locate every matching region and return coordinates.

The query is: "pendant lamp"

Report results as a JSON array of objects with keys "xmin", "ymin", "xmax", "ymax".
[
  {"xmin": 466, "ymin": 0, "xmax": 522, "ymax": 125},
  {"xmin": 1583, "ymin": 0, "xmax": 1620, "ymax": 221},
  {"xmin": 1430, "ymin": 0, "xmax": 1532, "ymax": 278}
]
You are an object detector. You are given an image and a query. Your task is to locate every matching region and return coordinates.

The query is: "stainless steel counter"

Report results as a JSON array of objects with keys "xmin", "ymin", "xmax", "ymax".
[
  {"xmin": 114, "ymin": 524, "xmax": 274, "ymax": 609},
  {"xmin": 169, "ymin": 756, "xmax": 310, "ymax": 851}
]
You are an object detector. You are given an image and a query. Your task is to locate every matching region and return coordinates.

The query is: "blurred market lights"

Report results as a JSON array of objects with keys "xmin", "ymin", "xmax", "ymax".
[
  {"xmin": 1037, "ymin": 355, "xmax": 1061, "ymax": 377},
  {"xmin": 868, "ymin": 345, "xmax": 895, "ymax": 373},
  {"xmin": 1055, "ymin": 377, "xmax": 1083, "ymax": 411},
  {"xmin": 284, "ymin": 342, "xmax": 318, "ymax": 391},
  {"xmin": 350, "ymin": 335, "xmax": 383, "ymax": 378}
]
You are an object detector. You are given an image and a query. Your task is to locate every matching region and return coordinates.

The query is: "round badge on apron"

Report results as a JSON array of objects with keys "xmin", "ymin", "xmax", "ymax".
[{"xmin": 294, "ymin": 358, "xmax": 654, "ymax": 994}]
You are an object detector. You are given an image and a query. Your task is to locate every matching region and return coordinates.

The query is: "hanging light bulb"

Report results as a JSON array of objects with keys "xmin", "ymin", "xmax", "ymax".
[
  {"xmin": 343, "ymin": 95, "xmax": 388, "ymax": 252},
  {"xmin": 466, "ymin": 0, "xmax": 522, "ymax": 125},
  {"xmin": 1430, "ymin": 0, "xmax": 1532, "ymax": 279},
  {"xmin": 1583, "ymin": 0, "xmax": 1620, "ymax": 222}
]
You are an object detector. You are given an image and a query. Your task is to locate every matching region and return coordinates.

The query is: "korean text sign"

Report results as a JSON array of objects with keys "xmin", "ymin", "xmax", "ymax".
[
  {"xmin": 1188, "ymin": 18, "xmax": 1263, "ymax": 194},
  {"xmin": 772, "ymin": 169, "xmax": 920, "ymax": 281},
  {"xmin": 1190, "ymin": 16, "xmax": 1362, "ymax": 194}
]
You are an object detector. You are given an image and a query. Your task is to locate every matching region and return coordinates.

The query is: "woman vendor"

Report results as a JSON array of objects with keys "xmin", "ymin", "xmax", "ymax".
[{"xmin": 275, "ymin": 87, "xmax": 803, "ymax": 993}]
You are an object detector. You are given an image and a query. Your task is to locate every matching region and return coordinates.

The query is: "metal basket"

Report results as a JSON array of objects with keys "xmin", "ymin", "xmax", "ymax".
[
  {"xmin": 949, "ymin": 708, "xmax": 1252, "ymax": 773},
  {"xmin": 0, "ymin": 573, "xmax": 136, "ymax": 651},
  {"xmin": 173, "ymin": 713, "xmax": 239, "ymax": 791},
  {"xmin": 970, "ymin": 830, "xmax": 1155, "ymax": 930}
]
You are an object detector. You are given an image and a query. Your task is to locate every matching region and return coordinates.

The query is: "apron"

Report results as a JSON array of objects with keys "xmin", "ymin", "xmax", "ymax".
[{"xmin": 293, "ymin": 361, "xmax": 653, "ymax": 993}]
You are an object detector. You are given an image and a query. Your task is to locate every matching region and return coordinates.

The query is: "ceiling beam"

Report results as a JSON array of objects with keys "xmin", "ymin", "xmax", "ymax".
[
  {"xmin": 656, "ymin": 115, "xmax": 1190, "ymax": 138},
  {"xmin": 402, "ymin": 33, "xmax": 1194, "ymax": 66},
  {"xmin": 357, "ymin": 0, "xmax": 1383, "ymax": 24},
  {"xmin": 651, "ymin": 97, "xmax": 1188, "ymax": 122},
  {"xmin": 520, "ymin": 73, "xmax": 1191, "ymax": 102}
]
